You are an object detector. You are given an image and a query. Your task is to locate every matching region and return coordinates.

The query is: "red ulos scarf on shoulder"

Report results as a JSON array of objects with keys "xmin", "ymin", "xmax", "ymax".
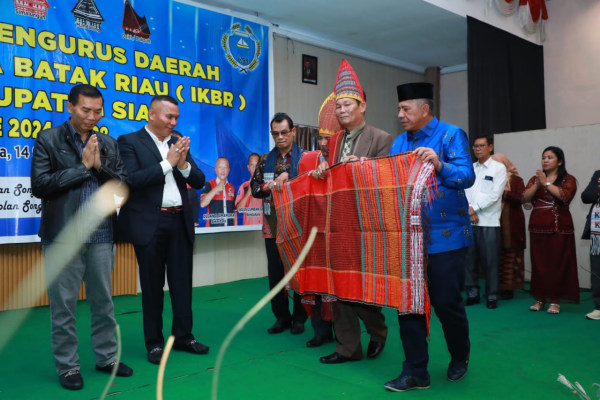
[{"xmin": 272, "ymin": 152, "xmax": 435, "ymax": 321}]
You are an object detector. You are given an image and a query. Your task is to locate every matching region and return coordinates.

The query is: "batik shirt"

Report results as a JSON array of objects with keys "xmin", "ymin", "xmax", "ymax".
[{"xmin": 391, "ymin": 116, "xmax": 475, "ymax": 254}]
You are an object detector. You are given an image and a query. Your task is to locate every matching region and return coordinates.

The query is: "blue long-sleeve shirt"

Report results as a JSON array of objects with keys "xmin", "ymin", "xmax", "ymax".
[{"xmin": 391, "ymin": 116, "xmax": 475, "ymax": 254}]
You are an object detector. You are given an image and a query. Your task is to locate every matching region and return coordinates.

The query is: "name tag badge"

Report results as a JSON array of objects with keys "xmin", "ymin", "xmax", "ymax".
[
  {"xmin": 264, "ymin": 172, "xmax": 274, "ymax": 183},
  {"xmin": 484, "ymin": 175, "xmax": 493, "ymax": 181}
]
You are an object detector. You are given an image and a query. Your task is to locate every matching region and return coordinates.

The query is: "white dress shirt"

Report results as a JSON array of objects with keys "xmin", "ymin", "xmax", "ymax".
[
  {"xmin": 465, "ymin": 157, "xmax": 507, "ymax": 227},
  {"xmin": 145, "ymin": 126, "xmax": 191, "ymax": 207}
]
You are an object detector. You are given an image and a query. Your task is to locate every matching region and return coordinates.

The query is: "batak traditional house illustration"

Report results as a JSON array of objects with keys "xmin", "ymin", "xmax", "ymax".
[
  {"xmin": 122, "ymin": 0, "xmax": 151, "ymax": 40},
  {"xmin": 71, "ymin": 0, "xmax": 104, "ymax": 32},
  {"xmin": 13, "ymin": 0, "xmax": 50, "ymax": 19}
]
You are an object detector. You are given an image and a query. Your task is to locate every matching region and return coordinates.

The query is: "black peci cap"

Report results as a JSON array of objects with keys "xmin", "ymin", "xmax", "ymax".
[{"xmin": 397, "ymin": 82, "xmax": 434, "ymax": 102}]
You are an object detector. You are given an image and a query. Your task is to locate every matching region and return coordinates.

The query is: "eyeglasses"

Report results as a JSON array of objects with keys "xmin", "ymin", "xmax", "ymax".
[
  {"xmin": 472, "ymin": 144, "xmax": 488, "ymax": 149},
  {"xmin": 271, "ymin": 130, "xmax": 292, "ymax": 137}
]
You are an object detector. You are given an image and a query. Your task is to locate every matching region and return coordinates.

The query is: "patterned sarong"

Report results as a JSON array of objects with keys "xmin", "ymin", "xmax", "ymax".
[{"xmin": 272, "ymin": 152, "xmax": 435, "ymax": 317}]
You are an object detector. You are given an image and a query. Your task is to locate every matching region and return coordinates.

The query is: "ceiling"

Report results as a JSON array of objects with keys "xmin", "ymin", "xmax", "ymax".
[{"xmin": 187, "ymin": 0, "xmax": 468, "ymax": 73}]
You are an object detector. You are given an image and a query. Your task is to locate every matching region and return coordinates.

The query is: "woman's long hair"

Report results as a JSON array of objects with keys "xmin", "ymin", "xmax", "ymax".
[{"xmin": 542, "ymin": 146, "xmax": 568, "ymax": 186}]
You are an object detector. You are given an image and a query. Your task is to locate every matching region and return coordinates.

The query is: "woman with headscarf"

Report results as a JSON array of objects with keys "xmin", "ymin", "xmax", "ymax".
[
  {"xmin": 522, "ymin": 146, "xmax": 579, "ymax": 314},
  {"xmin": 491, "ymin": 153, "xmax": 526, "ymax": 300}
]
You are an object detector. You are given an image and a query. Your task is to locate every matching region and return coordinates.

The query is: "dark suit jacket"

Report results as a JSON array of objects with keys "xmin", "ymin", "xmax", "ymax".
[
  {"xmin": 581, "ymin": 169, "xmax": 600, "ymax": 240},
  {"xmin": 117, "ymin": 128, "xmax": 205, "ymax": 246},
  {"xmin": 327, "ymin": 124, "xmax": 393, "ymax": 164}
]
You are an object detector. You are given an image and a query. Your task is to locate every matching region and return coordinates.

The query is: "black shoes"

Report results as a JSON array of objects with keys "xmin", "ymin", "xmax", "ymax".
[
  {"xmin": 147, "ymin": 346, "xmax": 164, "ymax": 365},
  {"xmin": 59, "ymin": 370, "xmax": 83, "ymax": 391},
  {"xmin": 384, "ymin": 374, "xmax": 430, "ymax": 392},
  {"xmin": 174, "ymin": 339, "xmax": 210, "ymax": 355},
  {"xmin": 366, "ymin": 341, "xmax": 385, "ymax": 358},
  {"xmin": 267, "ymin": 319, "xmax": 291, "ymax": 334},
  {"xmin": 95, "ymin": 361, "xmax": 134, "ymax": 377},
  {"xmin": 319, "ymin": 352, "xmax": 359, "ymax": 364},
  {"xmin": 465, "ymin": 296, "xmax": 480, "ymax": 306},
  {"xmin": 290, "ymin": 320, "xmax": 305, "ymax": 335},
  {"xmin": 149, "ymin": 339, "xmax": 209, "ymax": 364},
  {"xmin": 466, "ymin": 296, "xmax": 498, "ymax": 308},
  {"xmin": 60, "ymin": 362, "xmax": 134, "ymax": 390},
  {"xmin": 384, "ymin": 361, "xmax": 466, "ymax": 391},
  {"xmin": 306, "ymin": 334, "xmax": 334, "ymax": 348},
  {"xmin": 447, "ymin": 360, "xmax": 469, "ymax": 381}
]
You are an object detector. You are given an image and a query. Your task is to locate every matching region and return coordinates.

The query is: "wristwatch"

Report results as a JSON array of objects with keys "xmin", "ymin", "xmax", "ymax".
[{"xmin": 545, "ymin": 182, "xmax": 551, "ymax": 188}]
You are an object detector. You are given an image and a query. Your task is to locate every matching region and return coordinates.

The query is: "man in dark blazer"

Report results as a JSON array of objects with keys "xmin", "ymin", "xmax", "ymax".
[
  {"xmin": 315, "ymin": 60, "xmax": 392, "ymax": 364},
  {"xmin": 117, "ymin": 95, "xmax": 208, "ymax": 364}
]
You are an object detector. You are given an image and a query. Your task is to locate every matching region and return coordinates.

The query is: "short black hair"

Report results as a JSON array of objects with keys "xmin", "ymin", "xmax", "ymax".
[
  {"xmin": 270, "ymin": 112, "xmax": 294, "ymax": 130},
  {"xmin": 248, "ymin": 152, "xmax": 260, "ymax": 162},
  {"xmin": 68, "ymin": 84, "xmax": 103, "ymax": 106},
  {"xmin": 475, "ymin": 135, "xmax": 494, "ymax": 146},
  {"xmin": 150, "ymin": 95, "xmax": 178, "ymax": 107}
]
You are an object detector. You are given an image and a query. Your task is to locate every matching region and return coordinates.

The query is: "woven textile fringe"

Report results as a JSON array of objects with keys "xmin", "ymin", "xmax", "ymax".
[{"xmin": 273, "ymin": 153, "xmax": 435, "ymax": 318}]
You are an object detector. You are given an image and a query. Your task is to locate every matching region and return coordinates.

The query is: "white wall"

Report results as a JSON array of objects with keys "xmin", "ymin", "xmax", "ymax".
[
  {"xmin": 495, "ymin": 125, "xmax": 600, "ymax": 289},
  {"xmin": 440, "ymin": 71, "xmax": 469, "ymax": 133},
  {"xmin": 543, "ymin": 1, "xmax": 600, "ymax": 128}
]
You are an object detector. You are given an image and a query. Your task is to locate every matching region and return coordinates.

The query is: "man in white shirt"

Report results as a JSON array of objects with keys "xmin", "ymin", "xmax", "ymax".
[
  {"xmin": 117, "ymin": 95, "xmax": 209, "ymax": 364},
  {"xmin": 464, "ymin": 136, "xmax": 507, "ymax": 309}
]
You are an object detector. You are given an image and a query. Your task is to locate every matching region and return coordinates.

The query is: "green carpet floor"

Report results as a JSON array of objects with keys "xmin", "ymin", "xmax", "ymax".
[{"xmin": 0, "ymin": 277, "xmax": 598, "ymax": 400}]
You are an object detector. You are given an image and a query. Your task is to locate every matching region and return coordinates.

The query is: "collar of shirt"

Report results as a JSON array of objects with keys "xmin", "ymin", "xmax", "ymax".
[
  {"xmin": 67, "ymin": 119, "xmax": 92, "ymax": 147},
  {"xmin": 145, "ymin": 125, "xmax": 172, "ymax": 146},
  {"xmin": 216, "ymin": 177, "xmax": 228, "ymax": 185},
  {"xmin": 345, "ymin": 121, "xmax": 366, "ymax": 141},
  {"xmin": 475, "ymin": 157, "xmax": 493, "ymax": 169},
  {"xmin": 277, "ymin": 152, "xmax": 290, "ymax": 166},
  {"xmin": 407, "ymin": 116, "xmax": 439, "ymax": 139}
]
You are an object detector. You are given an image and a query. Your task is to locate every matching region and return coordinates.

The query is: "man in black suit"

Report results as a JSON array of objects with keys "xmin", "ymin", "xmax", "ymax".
[{"xmin": 117, "ymin": 95, "xmax": 208, "ymax": 364}]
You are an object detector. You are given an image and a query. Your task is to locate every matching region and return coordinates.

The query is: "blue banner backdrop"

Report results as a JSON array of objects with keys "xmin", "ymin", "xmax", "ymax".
[{"xmin": 0, "ymin": 0, "xmax": 270, "ymax": 243}]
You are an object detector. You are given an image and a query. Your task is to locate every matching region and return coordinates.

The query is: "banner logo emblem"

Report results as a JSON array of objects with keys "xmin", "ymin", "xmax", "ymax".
[{"xmin": 222, "ymin": 23, "xmax": 261, "ymax": 73}]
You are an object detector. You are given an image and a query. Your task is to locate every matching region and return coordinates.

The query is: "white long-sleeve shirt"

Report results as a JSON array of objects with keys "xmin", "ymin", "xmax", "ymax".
[
  {"xmin": 465, "ymin": 157, "xmax": 507, "ymax": 227},
  {"xmin": 146, "ymin": 126, "xmax": 191, "ymax": 207}
]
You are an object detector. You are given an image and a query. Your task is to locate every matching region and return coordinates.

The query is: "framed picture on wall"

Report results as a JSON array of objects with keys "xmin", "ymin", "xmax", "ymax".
[{"xmin": 302, "ymin": 54, "xmax": 317, "ymax": 85}]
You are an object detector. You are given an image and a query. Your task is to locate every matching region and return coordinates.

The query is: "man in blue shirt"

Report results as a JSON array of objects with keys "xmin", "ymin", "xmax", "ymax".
[{"xmin": 384, "ymin": 83, "xmax": 474, "ymax": 392}]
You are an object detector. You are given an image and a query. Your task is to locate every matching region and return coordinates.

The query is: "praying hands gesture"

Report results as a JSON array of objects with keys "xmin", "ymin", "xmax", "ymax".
[
  {"xmin": 81, "ymin": 134, "xmax": 101, "ymax": 171},
  {"xmin": 167, "ymin": 136, "xmax": 190, "ymax": 169}
]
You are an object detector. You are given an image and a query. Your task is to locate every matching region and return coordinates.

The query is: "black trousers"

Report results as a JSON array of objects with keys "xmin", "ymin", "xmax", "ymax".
[
  {"xmin": 591, "ymin": 253, "xmax": 600, "ymax": 309},
  {"xmin": 310, "ymin": 296, "xmax": 333, "ymax": 339},
  {"xmin": 135, "ymin": 212, "xmax": 194, "ymax": 350},
  {"xmin": 265, "ymin": 238, "xmax": 307, "ymax": 323},
  {"xmin": 398, "ymin": 248, "xmax": 470, "ymax": 376}
]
